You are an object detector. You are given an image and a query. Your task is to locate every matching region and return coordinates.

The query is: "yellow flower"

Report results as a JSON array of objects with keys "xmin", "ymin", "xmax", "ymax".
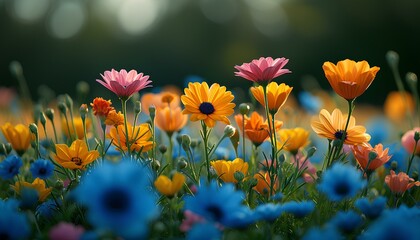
[
  {"xmin": 277, "ymin": 127, "xmax": 310, "ymax": 154},
  {"xmin": 108, "ymin": 123, "xmax": 153, "ymax": 153},
  {"xmin": 253, "ymin": 171, "xmax": 278, "ymax": 196},
  {"xmin": 12, "ymin": 178, "xmax": 52, "ymax": 202},
  {"xmin": 155, "ymin": 106, "xmax": 188, "ymax": 136},
  {"xmin": 52, "ymin": 139, "xmax": 99, "ymax": 170},
  {"xmin": 322, "ymin": 59, "xmax": 380, "ymax": 100},
  {"xmin": 105, "ymin": 110, "xmax": 124, "ymax": 126},
  {"xmin": 250, "ymin": 82, "xmax": 293, "ymax": 114},
  {"xmin": 1, "ymin": 122, "xmax": 31, "ymax": 155},
  {"xmin": 61, "ymin": 117, "xmax": 91, "ymax": 140},
  {"xmin": 311, "ymin": 108, "xmax": 370, "ymax": 145},
  {"xmin": 181, "ymin": 82, "xmax": 235, "ymax": 128},
  {"xmin": 211, "ymin": 158, "xmax": 249, "ymax": 183},
  {"xmin": 154, "ymin": 172, "xmax": 186, "ymax": 197},
  {"xmin": 141, "ymin": 91, "xmax": 181, "ymax": 115}
]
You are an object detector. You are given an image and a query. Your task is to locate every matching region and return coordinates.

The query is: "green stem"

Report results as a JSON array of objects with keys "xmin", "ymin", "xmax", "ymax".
[
  {"xmin": 121, "ymin": 99, "xmax": 131, "ymax": 156},
  {"xmin": 51, "ymin": 120, "xmax": 59, "ymax": 143},
  {"xmin": 201, "ymin": 121, "xmax": 211, "ymax": 183},
  {"xmin": 82, "ymin": 118, "xmax": 89, "ymax": 150},
  {"xmin": 407, "ymin": 139, "xmax": 418, "ymax": 174},
  {"xmin": 332, "ymin": 99, "xmax": 354, "ymax": 161},
  {"xmin": 101, "ymin": 121, "xmax": 107, "ymax": 160},
  {"xmin": 242, "ymin": 115, "xmax": 246, "ymax": 161}
]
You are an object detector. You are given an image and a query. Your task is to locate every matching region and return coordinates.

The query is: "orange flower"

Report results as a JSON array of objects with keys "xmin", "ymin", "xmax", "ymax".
[
  {"xmin": 141, "ymin": 91, "xmax": 180, "ymax": 115},
  {"xmin": 12, "ymin": 178, "xmax": 52, "ymax": 202},
  {"xmin": 250, "ymin": 82, "xmax": 293, "ymax": 114},
  {"xmin": 181, "ymin": 82, "xmax": 235, "ymax": 128},
  {"xmin": 155, "ymin": 106, "xmax": 188, "ymax": 135},
  {"xmin": 322, "ymin": 59, "xmax": 380, "ymax": 100},
  {"xmin": 0, "ymin": 122, "xmax": 31, "ymax": 155},
  {"xmin": 52, "ymin": 139, "xmax": 99, "ymax": 170},
  {"xmin": 277, "ymin": 127, "xmax": 310, "ymax": 154},
  {"xmin": 105, "ymin": 110, "xmax": 124, "ymax": 126},
  {"xmin": 108, "ymin": 123, "xmax": 153, "ymax": 153},
  {"xmin": 235, "ymin": 112, "xmax": 282, "ymax": 147},
  {"xmin": 90, "ymin": 97, "xmax": 114, "ymax": 117},
  {"xmin": 154, "ymin": 172, "xmax": 186, "ymax": 197},
  {"xmin": 253, "ymin": 171, "xmax": 278, "ymax": 196},
  {"xmin": 385, "ymin": 170, "xmax": 420, "ymax": 195},
  {"xmin": 352, "ymin": 143, "xmax": 392, "ymax": 171},
  {"xmin": 210, "ymin": 158, "xmax": 249, "ymax": 183},
  {"xmin": 311, "ymin": 108, "xmax": 370, "ymax": 145},
  {"xmin": 61, "ymin": 117, "xmax": 91, "ymax": 140},
  {"xmin": 384, "ymin": 91, "xmax": 415, "ymax": 122}
]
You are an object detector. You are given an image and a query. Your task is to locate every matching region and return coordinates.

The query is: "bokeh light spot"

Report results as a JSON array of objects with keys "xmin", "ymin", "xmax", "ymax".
[{"xmin": 48, "ymin": 1, "xmax": 86, "ymax": 39}]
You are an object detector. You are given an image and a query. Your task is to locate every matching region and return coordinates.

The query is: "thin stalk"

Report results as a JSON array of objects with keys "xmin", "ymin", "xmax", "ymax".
[
  {"xmin": 82, "ymin": 118, "xmax": 89, "ymax": 150},
  {"xmin": 121, "ymin": 99, "xmax": 131, "ymax": 156},
  {"xmin": 332, "ymin": 99, "xmax": 354, "ymax": 161},
  {"xmin": 51, "ymin": 120, "xmax": 59, "ymax": 143},
  {"xmin": 242, "ymin": 115, "xmax": 246, "ymax": 161},
  {"xmin": 406, "ymin": 139, "xmax": 418, "ymax": 174},
  {"xmin": 201, "ymin": 121, "xmax": 211, "ymax": 183}
]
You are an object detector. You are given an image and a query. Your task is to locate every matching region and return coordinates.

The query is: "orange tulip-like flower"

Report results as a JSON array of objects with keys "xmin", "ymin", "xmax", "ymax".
[
  {"xmin": 234, "ymin": 57, "xmax": 291, "ymax": 84},
  {"xmin": 401, "ymin": 127, "xmax": 420, "ymax": 156},
  {"xmin": 108, "ymin": 123, "xmax": 153, "ymax": 153},
  {"xmin": 250, "ymin": 82, "xmax": 293, "ymax": 114},
  {"xmin": 277, "ymin": 127, "xmax": 310, "ymax": 154},
  {"xmin": 105, "ymin": 110, "xmax": 124, "ymax": 127},
  {"xmin": 253, "ymin": 171, "xmax": 278, "ymax": 196},
  {"xmin": 90, "ymin": 97, "xmax": 114, "ymax": 118},
  {"xmin": 322, "ymin": 59, "xmax": 380, "ymax": 100},
  {"xmin": 155, "ymin": 106, "xmax": 188, "ymax": 136},
  {"xmin": 235, "ymin": 112, "xmax": 282, "ymax": 147},
  {"xmin": 311, "ymin": 108, "xmax": 371, "ymax": 145},
  {"xmin": 181, "ymin": 82, "xmax": 235, "ymax": 128},
  {"xmin": 141, "ymin": 91, "xmax": 181, "ymax": 115},
  {"xmin": 211, "ymin": 158, "xmax": 249, "ymax": 183},
  {"xmin": 1, "ymin": 122, "xmax": 31, "ymax": 155},
  {"xmin": 61, "ymin": 117, "xmax": 91, "ymax": 140},
  {"xmin": 351, "ymin": 143, "xmax": 392, "ymax": 171},
  {"xmin": 384, "ymin": 91, "xmax": 415, "ymax": 122},
  {"xmin": 154, "ymin": 172, "xmax": 186, "ymax": 197},
  {"xmin": 52, "ymin": 139, "xmax": 99, "ymax": 170},
  {"xmin": 385, "ymin": 170, "xmax": 420, "ymax": 195},
  {"xmin": 12, "ymin": 178, "xmax": 52, "ymax": 202}
]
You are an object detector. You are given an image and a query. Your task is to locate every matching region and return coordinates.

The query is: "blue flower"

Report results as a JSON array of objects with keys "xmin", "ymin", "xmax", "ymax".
[
  {"xmin": 298, "ymin": 91, "xmax": 322, "ymax": 114},
  {"xmin": 318, "ymin": 163, "xmax": 366, "ymax": 201},
  {"xmin": 366, "ymin": 118, "xmax": 391, "ymax": 146},
  {"xmin": 73, "ymin": 160, "xmax": 159, "ymax": 239},
  {"xmin": 0, "ymin": 155, "xmax": 23, "ymax": 179},
  {"xmin": 184, "ymin": 180, "xmax": 246, "ymax": 228},
  {"xmin": 328, "ymin": 211, "xmax": 363, "ymax": 233},
  {"xmin": 36, "ymin": 199, "xmax": 61, "ymax": 219},
  {"xmin": 254, "ymin": 203, "xmax": 283, "ymax": 222},
  {"xmin": 0, "ymin": 199, "xmax": 31, "ymax": 239},
  {"xmin": 282, "ymin": 201, "xmax": 315, "ymax": 218},
  {"xmin": 303, "ymin": 226, "xmax": 343, "ymax": 240},
  {"xmin": 384, "ymin": 143, "xmax": 409, "ymax": 173},
  {"xmin": 355, "ymin": 197, "xmax": 386, "ymax": 219},
  {"xmin": 30, "ymin": 158, "xmax": 54, "ymax": 179},
  {"xmin": 187, "ymin": 222, "xmax": 221, "ymax": 240},
  {"xmin": 360, "ymin": 205, "xmax": 420, "ymax": 240},
  {"xmin": 19, "ymin": 188, "xmax": 39, "ymax": 209}
]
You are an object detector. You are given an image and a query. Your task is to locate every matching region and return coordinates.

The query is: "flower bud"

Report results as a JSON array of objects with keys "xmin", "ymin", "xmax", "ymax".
[
  {"xmin": 190, "ymin": 139, "xmax": 201, "ymax": 148},
  {"xmin": 391, "ymin": 161, "xmax": 398, "ymax": 171},
  {"xmin": 33, "ymin": 104, "xmax": 42, "ymax": 124},
  {"xmin": 45, "ymin": 108, "xmax": 55, "ymax": 121},
  {"xmin": 159, "ymin": 145, "xmax": 167, "ymax": 154},
  {"xmin": 181, "ymin": 134, "xmax": 191, "ymax": 151},
  {"xmin": 29, "ymin": 123, "xmax": 38, "ymax": 135},
  {"xmin": 406, "ymin": 72, "xmax": 418, "ymax": 86},
  {"xmin": 414, "ymin": 131, "xmax": 420, "ymax": 142},
  {"xmin": 76, "ymin": 81, "xmax": 90, "ymax": 97},
  {"xmin": 79, "ymin": 104, "xmax": 88, "ymax": 121},
  {"xmin": 234, "ymin": 171, "xmax": 244, "ymax": 182},
  {"xmin": 54, "ymin": 179, "xmax": 64, "ymax": 191},
  {"xmin": 152, "ymin": 160, "xmax": 161, "ymax": 171},
  {"xmin": 223, "ymin": 125, "xmax": 236, "ymax": 138},
  {"xmin": 40, "ymin": 112, "xmax": 47, "ymax": 127},
  {"xmin": 177, "ymin": 158, "xmax": 188, "ymax": 169},
  {"xmin": 64, "ymin": 94, "xmax": 73, "ymax": 110},
  {"xmin": 9, "ymin": 61, "xmax": 23, "ymax": 77},
  {"xmin": 248, "ymin": 178, "xmax": 258, "ymax": 188},
  {"xmin": 149, "ymin": 105, "xmax": 156, "ymax": 119},
  {"xmin": 306, "ymin": 147, "xmax": 317, "ymax": 158},
  {"xmin": 134, "ymin": 101, "xmax": 142, "ymax": 115},
  {"xmin": 386, "ymin": 50, "xmax": 399, "ymax": 68},
  {"xmin": 58, "ymin": 102, "xmax": 67, "ymax": 115},
  {"xmin": 239, "ymin": 103, "xmax": 250, "ymax": 115}
]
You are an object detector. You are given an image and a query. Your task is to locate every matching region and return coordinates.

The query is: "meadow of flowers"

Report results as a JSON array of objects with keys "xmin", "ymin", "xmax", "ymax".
[{"xmin": 0, "ymin": 52, "xmax": 419, "ymax": 240}]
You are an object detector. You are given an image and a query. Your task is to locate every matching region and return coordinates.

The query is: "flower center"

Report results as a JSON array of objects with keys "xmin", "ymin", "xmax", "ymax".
[
  {"xmin": 334, "ymin": 130, "xmax": 347, "ymax": 140},
  {"xmin": 103, "ymin": 188, "xmax": 130, "ymax": 213},
  {"xmin": 71, "ymin": 157, "xmax": 82, "ymax": 166},
  {"xmin": 39, "ymin": 168, "xmax": 47, "ymax": 175},
  {"xmin": 334, "ymin": 182, "xmax": 350, "ymax": 196},
  {"xmin": 199, "ymin": 102, "xmax": 215, "ymax": 115},
  {"xmin": 205, "ymin": 204, "xmax": 223, "ymax": 221}
]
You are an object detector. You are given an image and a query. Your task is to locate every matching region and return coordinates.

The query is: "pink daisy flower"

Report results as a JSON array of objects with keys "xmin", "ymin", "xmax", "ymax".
[
  {"xmin": 234, "ymin": 57, "xmax": 291, "ymax": 84},
  {"xmin": 97, "ymin": 69, "xmax": 152, "ymax": 100}
]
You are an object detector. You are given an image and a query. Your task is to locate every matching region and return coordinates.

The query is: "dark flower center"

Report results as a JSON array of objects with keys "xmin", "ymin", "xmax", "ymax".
[
  {"xmin": 39, "ymin": 168, "xmax": 47, "ymax": 175},
  {"xmin": 205, "ymin": 204, "xmax": 223, "ymax": 221},
  {"xmin": 334, "ymin": 182, "xmax": 350, "ymax": 196},
  {"xmin": 334, "ymin": 130, "xmax": 347, "ymax": 140},
  {"xmin": 8, "ymin": 166, "xmax": 17, "ymax": 173},
  {"xmin": 199, "ymin": 102, "xmax": 215, "ymax": 115},
  {"xmin": 103, "ymin": 188, "xmax": 130, "ymax": 213},
  {"xmin": 71, "ymin": 157, "xmax": 82, "ymax": 166}
]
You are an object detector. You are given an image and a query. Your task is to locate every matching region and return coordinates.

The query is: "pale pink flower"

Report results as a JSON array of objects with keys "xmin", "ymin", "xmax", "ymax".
[
  {"xmin": 291, "ymin": 154, "xmax": 317, "ymax": 183},
  {"xmin": 180, "ymin": 210, "xmax": 205, "ymax": 232},
  {"xmin": 401, "ymin": 127, "xmax": 420, "ymax": 156},
  {"xmin": 49, "ymin": 222, "xmax": 85, "ymax": 240},
  {"xmin": 96, "ymin": 69, "xmax": 152, "ymax": 99},
  {"xmin": 385, "ymin": 170, "xmax": 420, "ymax": 195},
  {"xmin": 234, "ymin": 57, "xmax": 291, "ymax": 84}
]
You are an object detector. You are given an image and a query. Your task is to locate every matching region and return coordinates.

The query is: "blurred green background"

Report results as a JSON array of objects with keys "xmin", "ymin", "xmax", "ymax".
[{"xmin": 1, "ymin": 0, "xmax": 419, "ymax": 105}]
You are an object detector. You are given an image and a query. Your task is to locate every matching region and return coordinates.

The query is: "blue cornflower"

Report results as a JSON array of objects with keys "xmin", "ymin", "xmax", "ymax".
[
  {"xmin": 73, "ymin": 160, "xmax": 159, "ymax": 239},
  {"xmin": 328, "ymin": 211, "xmax": 363, "ymax": 233},
  {"xmin": 0, "ymin": 199, "xmax": 31, "ymax": 239},
  {"xmin": 184, "ymin": 180, "xmax": 246, "ymax": 228},
  {"xmin": 360, "ymin": 205, "xmax": 420, "ymax": 240},
  {"xmin": 254, "ymin": 203, "xmax": 283, "ymax": 222},
  {"xmin": 303, "ymin": 226, "xmax": 343, "ymax": 240},
  {"xmin": 298, "ymin": 91, "xmax": 322, "ymax": 114},
  {"xmin": 0, "ymin": 155, "xmax": 23, "ymax": 180},
  {"xmin": 355, "ymin": 197, "xmax": 387, "ymax": 219},
  {"xmin": 19, "ymin": 188, "xmax": 39, "ymax": 209},
  {"xmin": 225, "ymin": 207, "xmax": 259, "ymax": 228},
  {"xmin": 36, "ymin": 199, "xmax": 61, "ymax": 219},
  {"xmin": 282, "ymin": 200, "xmax": 315, "ymax": 218},
  {"xmin": 318, "ymin": 163, "xmax": 366, "ymax": 201},
  {"xmin": 30, "ymin": 158, "xmax": 54, "ymax": 179},
  {"xmin": 187, "ymin": 222, "xmax": 221, "ymax": 240}
]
